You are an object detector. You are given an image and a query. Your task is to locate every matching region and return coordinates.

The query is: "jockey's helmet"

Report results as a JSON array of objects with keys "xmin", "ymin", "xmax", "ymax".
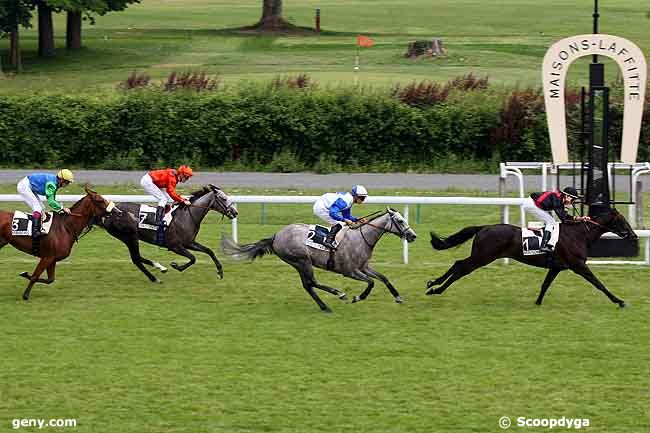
[
  {"xmin": 57, "ymin": 169, "xmax": 75, "ymax": 183},
  {"xmin": 178, "ymin": 165, "xmax": 194, "ymax": 177},
  {"xmin": 562, "ymin": 186, "xmax": 579, "ymax": 199},
  {"xmin": 352, "ymin": 185, "xmax": 368, "ymax": 197}
]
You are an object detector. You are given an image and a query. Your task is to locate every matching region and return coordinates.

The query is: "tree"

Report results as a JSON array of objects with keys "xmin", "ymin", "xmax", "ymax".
[
  {"xmin": 0, "ymin": 0, "xmax": 32, "ymax": 70},
  {"xmin": 63, "ymin": 0, "xmax": 139, "ymax": 50},
  {"xmin": 253, "ymin": 0, "xmax": 298, "ymax": 31}
]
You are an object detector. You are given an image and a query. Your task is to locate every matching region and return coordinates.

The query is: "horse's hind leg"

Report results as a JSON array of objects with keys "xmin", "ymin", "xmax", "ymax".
[
  {"xmin": 22, "ymin": 257, "xmax": 55, "ymax": 300},
  {"xmin": 535, "ymin": 268, "xmax": 561, "ymax": 305},
  {"xmin": 363, "ymin": 266, "xmax": 403, "ymax": 303},
  {"xmin": 426, "ymin": 262, "xmax": 459, "ymax": 294},
  {"xmin": 124, "ymin": 237, "xmax": 161, "ymax": 283},
  {"xmin": 347, "ymin": 270, "xmax": 374, "ymax": 303},
  {"xmin": 313, "ymin": 282, "xmax": 348, "ymax": 301},
  {"xmin": 20, "ymin": 261, "xmax": 57, "ymax": 285},
  {"xmin": 427, "ymin": 257, "xmax": 482, "ymax": 296},
  {"xmin": 290, "ymin": 260, "xmax": 332, "ymax": 313},
  {"xmin": 186, "ymin": 240, "xmax": 224, "ymax": 279},
  {"xmin": 426, "ymin": 263, "xmax": 458, "ymax": 292}
]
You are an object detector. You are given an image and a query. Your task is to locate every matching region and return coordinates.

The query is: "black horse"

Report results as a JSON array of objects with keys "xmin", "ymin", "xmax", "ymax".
[
  {"xmin": 426, "ymin": 207, "xmax": 637, "ymax": 307},
  {"xmin": 98, "ymin": 185, "xmax": 238, "ymax": 283}
]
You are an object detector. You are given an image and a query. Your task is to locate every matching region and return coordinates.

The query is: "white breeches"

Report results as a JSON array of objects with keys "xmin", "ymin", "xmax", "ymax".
[
  {"xmin": 523, "ymin": 197, "xmax": 559, "ymax": 245},
  {"xmin": 17, "ymin": 177, "xmax": 44, "ymax": 213},
  {"xmin": 313, "ymin": 200, "xmax": 339, "ymax": 225},
  {"xmin": 141, "ymin": 174, "xmax": 172, "ymax": 207}
]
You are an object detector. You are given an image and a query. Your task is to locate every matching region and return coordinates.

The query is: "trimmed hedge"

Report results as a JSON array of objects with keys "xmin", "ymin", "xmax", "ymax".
[{"xmin": 0, "ymin": 86, "xmax": 647, "ymax": 170}]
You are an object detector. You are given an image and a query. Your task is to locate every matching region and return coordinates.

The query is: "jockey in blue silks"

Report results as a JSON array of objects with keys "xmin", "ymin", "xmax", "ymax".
[{"xmin": 312, "ymin": 185, "xmax": 368, "ymax": 249}]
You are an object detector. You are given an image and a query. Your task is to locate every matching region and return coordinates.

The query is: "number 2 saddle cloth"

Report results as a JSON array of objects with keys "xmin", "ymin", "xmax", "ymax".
[{"xmin": 305, "ymin": 224, "xmax": 350, "ymax": 251}]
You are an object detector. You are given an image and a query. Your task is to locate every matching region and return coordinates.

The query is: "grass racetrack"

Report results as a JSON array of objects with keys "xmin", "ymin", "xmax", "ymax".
[{"xmin": 1, "ymin": 185, "xmax": 649, "ymax": 432}]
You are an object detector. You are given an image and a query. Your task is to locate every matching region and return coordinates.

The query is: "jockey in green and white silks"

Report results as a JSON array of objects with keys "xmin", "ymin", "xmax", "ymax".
[
  {"xmin": 312, "ymin": 185, "xmax": 368, "ymax": 249},
  {"xmin": 16, "ymin": 169, "xmax": 74, "ymax": 238}
]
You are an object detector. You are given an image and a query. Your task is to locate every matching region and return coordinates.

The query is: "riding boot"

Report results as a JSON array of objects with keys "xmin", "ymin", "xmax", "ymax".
[
  {"xmin": 155, "ymin": 206, "xmax": 165, "ymax": 227},
  {"xmin": 323, "ymin": 224, "xmax": 342, "ymax": 250},
  {"xmin": 540, "ymin": 229, "xmax": 554, "ymax": 253},
  {"xmin": 31, "ymin": 215, "xmax": 44, "ymax": 239}
]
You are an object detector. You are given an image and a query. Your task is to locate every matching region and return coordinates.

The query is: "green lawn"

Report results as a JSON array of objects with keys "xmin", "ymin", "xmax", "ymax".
[
  {"xmin": 1, "ymin": 184, "xmax": 649, "ymax": 432},
  {"xmin": 1, "ymin": 0, "xmax": 648, "ymax": 92}
]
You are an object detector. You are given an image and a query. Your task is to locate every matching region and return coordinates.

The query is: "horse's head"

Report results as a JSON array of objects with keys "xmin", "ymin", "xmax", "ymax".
[
  {"xmin": 594, "ymin": 207, "xmax": 638, "ymax": 240},
  {"xmin": 387, "ymin": 208, "xmax": 417, "ymax": 242},
  {"xmin": 81, "ymin": 185, "xmax": 120, "ymax": 218},
  {"xmin": 208, "ymin": 184, "xmax": 238, "ymax": 219}
]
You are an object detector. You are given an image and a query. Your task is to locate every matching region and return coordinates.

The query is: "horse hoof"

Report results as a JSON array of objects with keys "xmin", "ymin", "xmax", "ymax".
[
  {"xmin": 22, "ymin": 295, "xmax": 29, "ymax": 301},
  {"xmin": 19, "ymin": 271, "xmax": 29, "ymax": 278},
  {"xmin": 338, "ymin": 293, "xmax": 348, "ymax": 301},
  {"xmin": 218, "ymin": 271, "xmax": 224, "ymax": 279},
  {"xmin": 619, "ymin": 301, "xmax": 627, "ymax": 308},
  {"xmin": 352, "ymin": 295, "xmax": 361, "ymax": 303},
  {"xmin": 426, "ymin": 280, "xmax": 435, "ymax": 289},
  {"xmin": 170, "ymin": 262, "xmax": 179, "ymax": 270},
  {"xmin": 425, "ymin": 288, "xmax": 434, "ymax": 295},
  {"xmin": 395, "ymin": 296, "xmax": 404, "ymax": 304},
  {"xmin": 535, "ymin": 301, "xmax": 542, "ymax": 306},
  {"xmin": 159, "ymin": 268, "xmax": 168, "ymax": 274},
  {"xmin": 153, "ymin": 278, "xmax": 163, "ymax": 284}
]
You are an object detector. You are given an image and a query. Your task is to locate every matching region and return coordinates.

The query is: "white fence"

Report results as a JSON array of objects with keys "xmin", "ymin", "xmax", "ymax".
[{"xmin": 1, "ymin": 194, "xmax": 648, "ymax": 265}]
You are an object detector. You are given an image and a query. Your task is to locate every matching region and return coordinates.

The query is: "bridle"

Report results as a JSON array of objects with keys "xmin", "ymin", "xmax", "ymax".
[{"xmin": 357, "ymin": 210, "xmax": 411, "ymax": 247}]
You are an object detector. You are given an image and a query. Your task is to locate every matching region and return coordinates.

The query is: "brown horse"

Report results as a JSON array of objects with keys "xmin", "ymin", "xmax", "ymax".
[{"xmin": 0, "ymin": 186, "xmax": 117, "ymax": 300}]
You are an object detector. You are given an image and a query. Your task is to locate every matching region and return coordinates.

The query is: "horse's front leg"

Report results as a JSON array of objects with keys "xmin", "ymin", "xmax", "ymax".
[
  {"xmin": 572, "ymin": 264, "xmax": 626, "ymax": 308},
  {"xmin": 168, "ymin": 245, "xmax": 196, "ymax": 272},
  {"xmin": 363, "ymin": 266, "xmax": 403, "ymax": 303},
  {"xmin": 186, "ymin": 240, "xmax": 224, "ymax": 279},
  {"xmin": 22, "ymin": 257, "xmax": 55, "ymax": 300}
]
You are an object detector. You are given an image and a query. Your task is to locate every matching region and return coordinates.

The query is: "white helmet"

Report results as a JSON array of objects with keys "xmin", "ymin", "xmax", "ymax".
[{"xmin": 351, "ymin": 185, "xmax": 368, "ymax": 197}]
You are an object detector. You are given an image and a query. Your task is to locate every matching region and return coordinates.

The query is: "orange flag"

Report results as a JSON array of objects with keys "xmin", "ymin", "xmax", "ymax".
[{"xmin": 357, "ymin": 35, "xmax": 374, "ymax": 48}]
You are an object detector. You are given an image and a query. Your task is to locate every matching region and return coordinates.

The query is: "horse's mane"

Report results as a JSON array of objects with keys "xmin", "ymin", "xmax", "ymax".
[{"xmin": 188, "ymin": 186, "xmax": 211, "ymax": 202}]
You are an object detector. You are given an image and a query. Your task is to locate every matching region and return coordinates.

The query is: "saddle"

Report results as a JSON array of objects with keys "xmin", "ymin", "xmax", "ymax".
[
  {"xmin": 138, "ymin": 204, "xmax": 175, "ymax": 231},
  {"xmin": 11, "ymin": 211, "xmax": 54, "ymax": 237},
  {"xmin": 305, "ymin": 224, "xmax": 348, "ymax": 251}
]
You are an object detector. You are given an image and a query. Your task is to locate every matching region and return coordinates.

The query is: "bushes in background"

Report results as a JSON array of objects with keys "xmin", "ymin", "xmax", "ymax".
[{"xmin": 0, "ymin": 78, "xmax": 646, "ymax": 171}]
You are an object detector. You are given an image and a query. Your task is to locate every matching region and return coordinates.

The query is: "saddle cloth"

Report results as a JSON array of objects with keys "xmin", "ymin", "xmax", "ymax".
[
  {"xmin": 521, "ymin": 227, "xmax": 545, "ymax": 256},
  {"xmin": 306, "ymin": 224, "xmax": 349, "ymax": 251},
  {"xmin": 138, "ymin": 204, "xmax": 175, "ymax": 231},
  {"xmin": 11, "ymin": 211, "xmax": 54, "ymax": 236}
]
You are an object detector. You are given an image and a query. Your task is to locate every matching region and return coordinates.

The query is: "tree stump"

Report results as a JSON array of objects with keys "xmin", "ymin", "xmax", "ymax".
[{"xmin": 405, "ymin": 39, "xmax": 444, "ymax": 58}]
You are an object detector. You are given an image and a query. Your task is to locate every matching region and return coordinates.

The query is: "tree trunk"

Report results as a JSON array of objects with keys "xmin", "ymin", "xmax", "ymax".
[
  {"xmin": 10, "ymin": 27, "xmax": 22, "ymax": 72},
  {"xmin": 257, "ymin": 0, "xmax": 288, "ymax": 30},
  {"xmin": 37, "ymin": 2, "xmax": 55, "ymax": 57},
  {"xmin": 66, "ymin": 11, "xmax": 82, "ymax": 49}
]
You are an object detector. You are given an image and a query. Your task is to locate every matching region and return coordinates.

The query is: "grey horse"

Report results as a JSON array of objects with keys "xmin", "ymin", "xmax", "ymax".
[
  {"xmin": 99, "ymin": 184, "xmax": 238, "ymax": 283},
  {"xmin": 222, "ymin": 208, "xmax": 417, "ymax": 312}
]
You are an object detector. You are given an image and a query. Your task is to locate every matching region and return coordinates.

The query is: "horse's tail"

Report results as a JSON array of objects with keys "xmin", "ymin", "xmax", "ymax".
[
  {"xmin": 221, "ymin": 235, "xmax": 275, "ymax": 261},
  {"xmin": 430, "ymin": 226, "xmax": 485, "ymax": 250}
]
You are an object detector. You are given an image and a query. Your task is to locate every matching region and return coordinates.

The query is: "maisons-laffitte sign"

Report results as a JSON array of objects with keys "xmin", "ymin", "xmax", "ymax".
[{"xmin": 542, "ymin": 34, "xmax": 647, "ymax": 163}]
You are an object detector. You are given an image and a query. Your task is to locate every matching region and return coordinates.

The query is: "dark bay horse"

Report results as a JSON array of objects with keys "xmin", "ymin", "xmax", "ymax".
[
  {"xmin": 98, "ymin": 185, "xmax": 237, "ymax": 283},
  {"xmin": 222, "ymin": 208, "xmax": 417, "ymax": 313},
  {"xmin": 426, "ymin": 207, "xmax": 637, "ymax": 307},
  {"xmin": 0, "ymin": 187, "xmax": 117, "ymax": 300}
]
